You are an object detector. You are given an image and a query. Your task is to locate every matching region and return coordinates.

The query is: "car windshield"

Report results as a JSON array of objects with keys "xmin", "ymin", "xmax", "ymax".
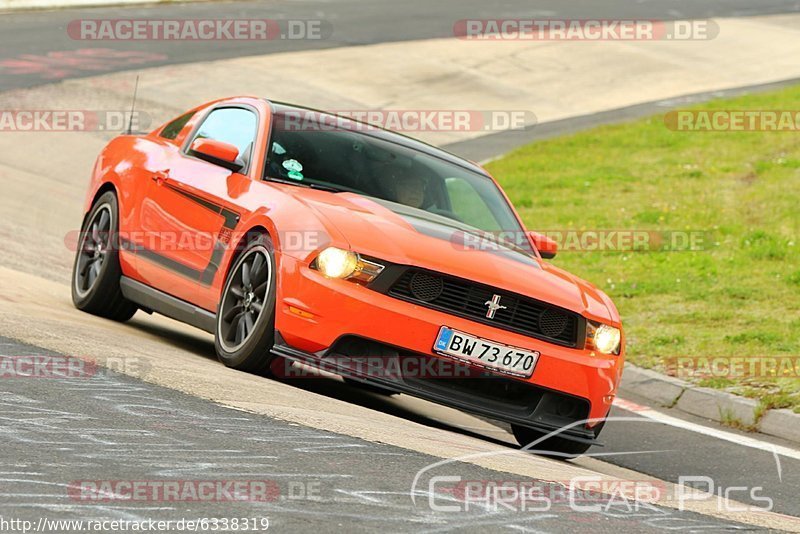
[{"xmin": 264, "ymin": 110, "xmax": 533, "ymax": 255}]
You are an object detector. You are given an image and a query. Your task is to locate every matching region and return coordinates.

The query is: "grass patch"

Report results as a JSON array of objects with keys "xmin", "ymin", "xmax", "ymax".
[{"xmin": 486, "ymin": 84, "xmax": 800, "ymax": 409}]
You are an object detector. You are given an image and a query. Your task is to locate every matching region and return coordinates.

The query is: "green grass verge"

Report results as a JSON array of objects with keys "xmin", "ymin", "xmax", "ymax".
[{"xmin": 485, "ymin": 85, "xmax": 800, "ymax": 412}]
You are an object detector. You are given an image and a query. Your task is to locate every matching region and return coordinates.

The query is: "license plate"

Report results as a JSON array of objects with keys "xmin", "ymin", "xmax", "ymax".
[{"xmin": 433, "ymin": 326, "xmax": 539, "ymax": 378}]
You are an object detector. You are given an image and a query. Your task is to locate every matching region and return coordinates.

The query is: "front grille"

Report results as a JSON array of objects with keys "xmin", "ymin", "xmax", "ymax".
[{"xmin": 388, "ymin": 269, "xmax": 583, "ymax": 347}]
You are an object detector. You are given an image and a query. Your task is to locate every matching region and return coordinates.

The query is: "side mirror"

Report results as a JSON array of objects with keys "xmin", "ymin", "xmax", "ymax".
[
  {"xmin": 527, "ymin": 231, "xmax": 558, "ymax": 259},
  {"xmin": 189, "ymin": 138, "xmax": 242, "ymax": 172}
]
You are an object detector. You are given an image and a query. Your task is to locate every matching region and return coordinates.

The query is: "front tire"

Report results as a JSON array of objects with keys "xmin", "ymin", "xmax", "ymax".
[
  {"xmin": 214, "ymin": 236, "xmax": 278, "ymax": 373},
  {"xmin": 71, "ymin": 191, "xmax": 137, "ymax": 322}
]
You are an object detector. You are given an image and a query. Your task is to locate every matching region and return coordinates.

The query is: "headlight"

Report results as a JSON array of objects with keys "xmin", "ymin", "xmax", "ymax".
[
  {"xmin": 316, "ymin": 247, "xmax": 359, "ymax": 278},
  {"xmin": 313, "ymin": 247, "xmax": 385, "ymax": 283},
  {"xmin": 587, "ymin": 322, "xmax": 621, "ymax": 355}
]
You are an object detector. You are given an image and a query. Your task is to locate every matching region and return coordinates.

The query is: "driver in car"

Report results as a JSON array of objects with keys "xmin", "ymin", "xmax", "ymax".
[{"xmin": 387, "ymin": 169, "xmax": 427, "ymax": 209}]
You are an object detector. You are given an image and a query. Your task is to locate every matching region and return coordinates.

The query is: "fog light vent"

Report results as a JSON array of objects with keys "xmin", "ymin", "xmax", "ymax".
[
  {"xmin": 539, "ymin": 308, "xmax": 568, "ymax": 338},
  {"xmin": 409, "ymin": 272, "xmax": 443, "ymax": 302}
]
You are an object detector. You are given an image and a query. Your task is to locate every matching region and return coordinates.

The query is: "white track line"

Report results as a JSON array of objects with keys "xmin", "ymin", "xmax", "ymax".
[{"xmin": 614, "ymin": 397, "xmax": 800, "ymax": 461}]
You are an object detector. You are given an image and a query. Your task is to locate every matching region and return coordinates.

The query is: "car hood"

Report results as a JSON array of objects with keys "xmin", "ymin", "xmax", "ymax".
[{"xmin": 292, "ymin": 189, "xmax": 618, "ymax": 324}]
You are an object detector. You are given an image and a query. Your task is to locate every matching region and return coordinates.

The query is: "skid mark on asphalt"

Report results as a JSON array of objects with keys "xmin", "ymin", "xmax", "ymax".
[{"xmin": 0, "ymin": 49, "xmax": 167, "ymax": 81}]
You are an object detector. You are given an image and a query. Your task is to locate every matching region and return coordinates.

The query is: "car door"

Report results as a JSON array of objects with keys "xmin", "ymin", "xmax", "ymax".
[{"xmin": 135, "ymin": 106, "xmax": 259, "ymax": 309}]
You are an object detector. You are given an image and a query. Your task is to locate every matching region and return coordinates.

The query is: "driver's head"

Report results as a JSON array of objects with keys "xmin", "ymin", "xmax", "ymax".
[{"xmin": 388, "ymin": 169, "xmax": 427, "ymax": 209}]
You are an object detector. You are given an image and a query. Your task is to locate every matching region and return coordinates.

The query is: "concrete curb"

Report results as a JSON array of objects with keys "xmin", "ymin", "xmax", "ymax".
[{"xmin": 619, "ymin": 362, "xmax": 800, "ymax": 445}]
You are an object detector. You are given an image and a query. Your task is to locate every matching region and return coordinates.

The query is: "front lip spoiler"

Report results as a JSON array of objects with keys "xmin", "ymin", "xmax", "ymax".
[{"xmin": 270, "ymin": 339, "xmax": 600, "ymax": 446}]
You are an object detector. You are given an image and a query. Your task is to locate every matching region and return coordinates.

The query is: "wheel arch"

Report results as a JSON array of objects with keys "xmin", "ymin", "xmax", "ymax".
[
  {"xmin": 82, "ymin": 182, "xmax": 118, "ymax": 227},
  {"xmin": 222, "ymin": 224, "xmax": 274, "ymax": 286},
  {"xmin": 92, "ymin": 182, "xmax": 118, "ymax": 205}
]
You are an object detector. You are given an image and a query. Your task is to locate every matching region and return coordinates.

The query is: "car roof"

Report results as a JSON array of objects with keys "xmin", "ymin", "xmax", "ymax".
[{"xmin": 264, "ymin": 100, "xmax": 490, "ymax": 177}]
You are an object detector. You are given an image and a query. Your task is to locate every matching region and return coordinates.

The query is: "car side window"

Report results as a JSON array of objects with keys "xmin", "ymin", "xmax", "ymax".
[
  {"xmin": 159, "ymin": 111, "xmax": 195, "ymax": 140},
  {"xmin": 188, "ymin": 107, "xmax": 257, "ymax": 172}
]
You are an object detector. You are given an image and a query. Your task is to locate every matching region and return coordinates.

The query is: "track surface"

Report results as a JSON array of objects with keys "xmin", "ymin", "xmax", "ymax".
[
  {"xmin": 0, "ymin": 336, "xmax": 757, "ymax": 532},
  {"xmin": 1, "ymin": 0, "xmax": 800, "ymax": 91},
  {"xmin": 1, "ymin": 1, "xmax": 800, "ymax": 532}
]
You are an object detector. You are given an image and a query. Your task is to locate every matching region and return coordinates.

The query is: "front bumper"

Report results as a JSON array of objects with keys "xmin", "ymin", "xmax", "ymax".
[
  {"xmin": 275, "ymin": 255, "xmax": 623, "ymax": 441},
  {"xmin": 273, "ymin": 334, "xmax": 602, "ymax": 443}
]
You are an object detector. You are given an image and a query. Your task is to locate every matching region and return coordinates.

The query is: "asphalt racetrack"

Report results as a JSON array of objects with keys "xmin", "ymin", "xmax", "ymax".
[{"xmin": 1, "ymin": 0, "xmax": 799, "ymax": 532}]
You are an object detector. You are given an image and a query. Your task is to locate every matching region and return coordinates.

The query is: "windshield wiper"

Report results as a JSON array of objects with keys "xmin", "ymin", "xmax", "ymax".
[{"xmin": 265, "ymin": 177, "xmax": 344, "ymax": 193}]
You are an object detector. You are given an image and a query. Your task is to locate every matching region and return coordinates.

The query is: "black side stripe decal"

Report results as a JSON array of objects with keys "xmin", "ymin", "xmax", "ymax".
[
  {"xmin": 166, "ymin": 183, "xmax": 239, "ymax": 230},
  {"xmin": 124, "ymin": 182, "xmax": 240, "ymax": 286},
  {"xmin": 121, "ymin": 237, "xmax": 204, "ymax": 280}
]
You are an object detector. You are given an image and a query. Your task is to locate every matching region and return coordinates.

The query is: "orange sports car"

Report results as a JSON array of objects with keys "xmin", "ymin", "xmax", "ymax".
[{"xmin": 72, "ymin": 97, "xmax": 624, "ymax": 457}]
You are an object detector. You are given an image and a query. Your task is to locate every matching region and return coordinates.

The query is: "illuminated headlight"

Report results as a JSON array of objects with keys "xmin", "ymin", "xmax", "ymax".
[
  {"xmin": 313, "ymin": 247, "xmax": 385, "ymax": 283},
  {"xmin": 316, "ymin": 247, "xmax": 358, "ymax": 278},
  {"xmin": 587, "ymin": 322, "xmax": 622, "ymax": 355}
]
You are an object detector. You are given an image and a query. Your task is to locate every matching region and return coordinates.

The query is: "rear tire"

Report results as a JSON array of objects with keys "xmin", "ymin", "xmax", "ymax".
[
  {"xmin": 71, "ymin": 191, "xmax": 137, "ymax": 322},
  {"xmin": 512, "ymin": 423, "xmax": 601, "ymax": 460},
  {"xmin": 214, "ymin": 235, "xmax": 278, "ymax": 373}
]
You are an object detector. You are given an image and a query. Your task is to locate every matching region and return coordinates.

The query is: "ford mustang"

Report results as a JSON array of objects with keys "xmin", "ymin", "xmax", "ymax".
[{"xmin": 71, "ymin": 97, "xmax": 624, "ymax": 458}]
